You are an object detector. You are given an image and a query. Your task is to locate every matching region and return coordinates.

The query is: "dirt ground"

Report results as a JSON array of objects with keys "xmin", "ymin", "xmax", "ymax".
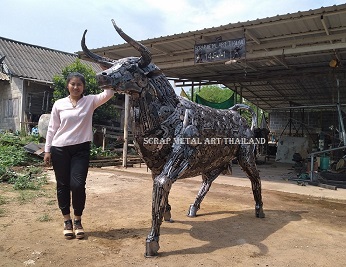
[{"xmin": 1, "ymin": 162, "xmax": 346, "ymax": 267}]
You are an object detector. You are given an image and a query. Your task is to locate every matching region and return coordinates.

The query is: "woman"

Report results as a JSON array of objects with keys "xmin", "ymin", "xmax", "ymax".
[{"xmin": 44, "ymin": 72, "xmax": 114, "ymax": 239}]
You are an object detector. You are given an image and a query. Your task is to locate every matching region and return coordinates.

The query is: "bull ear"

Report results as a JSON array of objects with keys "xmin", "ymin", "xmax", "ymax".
[
  {"xmin": 111, "ymin": 19, "xmax": 151, "ymax": 68},
  {"xmin": 81, "ymin": 30, "xmax": 115, "ymax": 68}
]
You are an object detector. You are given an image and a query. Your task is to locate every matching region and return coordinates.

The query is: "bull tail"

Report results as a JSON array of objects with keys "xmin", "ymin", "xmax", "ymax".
[{"xmin": 229, "ymin": 104, "xmax": 257, "ymax": 131}]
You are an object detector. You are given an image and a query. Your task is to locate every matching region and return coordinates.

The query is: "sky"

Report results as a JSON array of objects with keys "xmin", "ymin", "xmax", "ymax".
[{"xmin": 1, "ymin": 0, "xmax": 345, "ymax": 54}]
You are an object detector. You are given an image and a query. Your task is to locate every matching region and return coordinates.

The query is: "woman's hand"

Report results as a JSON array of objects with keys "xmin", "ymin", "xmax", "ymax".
[{"xmin": 44, "ymin": 152, "xmax": 51, "ymax": 166}]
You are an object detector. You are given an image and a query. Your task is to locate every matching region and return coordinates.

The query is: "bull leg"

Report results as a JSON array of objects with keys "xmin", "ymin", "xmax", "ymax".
[
  {"xmin": 152, "ymin": 172, "xmax": 172, "ymax": 222},
  {"xmin": 145, "ymin": 174, "xmax": 173, "ymax": 257},
  {"xmin": 238, "ymin": 144, "xmax": 265, "ymax": 218},
  {"xmin": 187, "ymin": 169, "xmax": 222, "ymax": 217},
  {"xmin": 146, "ymin": 145, "xmax": 190, "ymax": 257},
  {"xmin": 163, "ymin": 202, "xmax": 172, "ymax": 222}
]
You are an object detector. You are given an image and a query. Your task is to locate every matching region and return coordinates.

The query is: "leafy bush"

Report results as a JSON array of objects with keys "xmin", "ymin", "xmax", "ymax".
[
  {"xmin": 0, "ymin": 166, "xmax": 6, "ymax": 178},
  {"xmin": 90, "ymin": 143, "xmax": 118, "ymax": 159},
  {"xmin": 0, "ymin": 133, "xmax": 30, "ymax": 172},
  {"xmin": 0, "ymin": 132, "xmax": 45, "ymax": 189},
  {"xmin": 0, "ymin": 169, "xmax": 17, "ymax": 183},
  {"xmin": 7, "ymin": 166, "xmax": 47, "ymax": 190}
]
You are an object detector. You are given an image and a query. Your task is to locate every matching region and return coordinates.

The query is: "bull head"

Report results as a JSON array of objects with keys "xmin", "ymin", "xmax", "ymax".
[{"xmin": 81, "ymin": 20, "xmax": 152, "ymax": 94}]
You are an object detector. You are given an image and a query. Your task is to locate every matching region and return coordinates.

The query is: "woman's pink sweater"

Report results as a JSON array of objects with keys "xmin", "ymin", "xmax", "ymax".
[{"xmin": 45, "ymin": 89, "xmax": 114, "ymax": 152}]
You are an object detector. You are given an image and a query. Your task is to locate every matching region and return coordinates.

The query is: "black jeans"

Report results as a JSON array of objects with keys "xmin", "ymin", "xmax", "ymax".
[{"xmin": 51, "ymin": 142, "xmax": 90, "ymax": 216}]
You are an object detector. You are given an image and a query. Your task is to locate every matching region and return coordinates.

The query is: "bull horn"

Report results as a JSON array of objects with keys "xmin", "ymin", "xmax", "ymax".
[
  {"xmin": 81, "ymin": 30, "xmax": 114, "ymax": 68},
  {"xmin": 111, "ymin": 19, "xmax": 151, "ymax": 68}
]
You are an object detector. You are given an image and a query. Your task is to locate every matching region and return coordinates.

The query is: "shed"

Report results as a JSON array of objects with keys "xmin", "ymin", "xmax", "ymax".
[
  {"xmin": 0, "ymin": 37, "xmax": 103, "ymax": 133},
  {"xmin": 78, "ymin": 4, "xmax": 346, "ymax": 160},
  {"xmin": 79, "ymin": 4, "xmax": 346, "ymax": 112}
]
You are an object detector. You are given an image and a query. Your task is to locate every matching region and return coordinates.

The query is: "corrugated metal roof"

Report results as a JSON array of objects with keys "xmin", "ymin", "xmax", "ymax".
[
  {"xmin": 79, "ymin": 4, "xmax": 346, "ymax": 112},
  {"xmin": 0, "ymin": 37, "xmax": 103, "ymax": 83}
]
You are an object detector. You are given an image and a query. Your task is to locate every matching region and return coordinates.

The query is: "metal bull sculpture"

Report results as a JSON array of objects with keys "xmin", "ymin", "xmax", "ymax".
[{"xmin": 82, "ymin": 20, "xmax": 265, "ymax": 257}]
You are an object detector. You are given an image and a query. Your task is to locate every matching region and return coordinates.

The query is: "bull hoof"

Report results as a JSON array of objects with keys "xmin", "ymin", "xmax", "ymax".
[
  {"xmin": 145, "ymin": 238, "xmax": 160, "ymax": 258},
  {"xmin": 163, "ymin": 210, "xmax": 173, "ymax": 222},
  {"xmin": 187, "ymin": 204, "xmax": 198, "ymax": 217},
  {"xmin": 256, "ymin": 207, "xmax": 265, "ymax": 218}
]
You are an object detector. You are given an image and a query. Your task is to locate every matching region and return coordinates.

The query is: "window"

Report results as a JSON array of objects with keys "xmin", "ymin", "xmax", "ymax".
[{"xmin": 4, "ymin": 98, "xmax": 19, "ymax": 118}]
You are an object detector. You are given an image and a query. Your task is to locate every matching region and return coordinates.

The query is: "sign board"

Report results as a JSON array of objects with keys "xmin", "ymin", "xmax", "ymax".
[{"xmin": 194, "ymin": 37, "xmax": 246, "ymax": 63}]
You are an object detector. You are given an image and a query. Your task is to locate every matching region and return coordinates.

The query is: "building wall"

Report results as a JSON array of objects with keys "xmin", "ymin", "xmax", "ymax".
[
  {"xmin": 0, "ymin": 77, "xmax": 54, "ymax": 133},
  {"xmin": 0, "ymin": 77, "xmax": 23, "ymax": 132}
]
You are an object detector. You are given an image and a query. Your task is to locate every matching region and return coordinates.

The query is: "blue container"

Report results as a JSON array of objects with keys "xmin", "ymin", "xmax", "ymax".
[{"xmin": 320, "ymin": 155, "xmax": 330, "ymax": 171}]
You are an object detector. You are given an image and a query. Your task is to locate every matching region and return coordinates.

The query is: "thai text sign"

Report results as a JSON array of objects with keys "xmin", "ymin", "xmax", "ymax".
[{"xmin": 194, "ymin": 37, "xmax": 246, "ymax": 63}]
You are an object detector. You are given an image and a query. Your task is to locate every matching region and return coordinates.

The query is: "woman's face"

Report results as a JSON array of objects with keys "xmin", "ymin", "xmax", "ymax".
[{"xmin": 67, "ymin": 77, "xmax": 84, "ymax": 97}]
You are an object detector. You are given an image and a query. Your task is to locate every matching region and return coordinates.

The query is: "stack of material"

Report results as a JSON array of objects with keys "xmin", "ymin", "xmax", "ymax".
[{"xmin": 24, "ymin": 142, "xmax": 45, "ymax": 157}]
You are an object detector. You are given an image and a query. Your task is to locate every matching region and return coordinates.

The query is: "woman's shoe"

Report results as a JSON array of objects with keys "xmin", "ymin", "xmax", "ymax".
[
  {"xmin": 63, "ymin": 219, "xmax": 74, "ymax": 239},
  {"xmin": 74, "ymin": 219, "xmax": 85, "ymax": 239}
]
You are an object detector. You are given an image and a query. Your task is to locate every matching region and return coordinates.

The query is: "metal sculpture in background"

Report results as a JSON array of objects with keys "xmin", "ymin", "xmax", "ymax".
[{"xmin": 81, "ymin": 20, "xmax": 265, "ymax": 257}]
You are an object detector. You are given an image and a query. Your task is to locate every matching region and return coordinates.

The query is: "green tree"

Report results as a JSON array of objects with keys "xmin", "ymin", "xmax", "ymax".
[
  {"xmin": 197, "ymin": 85, "xmax": 233, "ymax": 103},
  {"xmin": 183, "ymin": 85, "xmax": 232, "ymax": 102},
  {"xmin": 52, "ymin": 59, "xmax": 118, "ymax": 125}
]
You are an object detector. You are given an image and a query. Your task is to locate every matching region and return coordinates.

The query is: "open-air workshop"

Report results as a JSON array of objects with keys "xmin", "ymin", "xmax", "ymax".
[
  {"xmin": 1, "ymin": 2, "xmax": 346, "ymax": 267},
  {"xmin": 83, "ymin": 3, "xmax": 346, "ymax": 191}
]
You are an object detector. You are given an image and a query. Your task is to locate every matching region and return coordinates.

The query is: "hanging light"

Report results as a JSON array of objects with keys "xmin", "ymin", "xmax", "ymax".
[{"xmin": 329, "ymin": 58, "xmax": 340, "ymax": 68}]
